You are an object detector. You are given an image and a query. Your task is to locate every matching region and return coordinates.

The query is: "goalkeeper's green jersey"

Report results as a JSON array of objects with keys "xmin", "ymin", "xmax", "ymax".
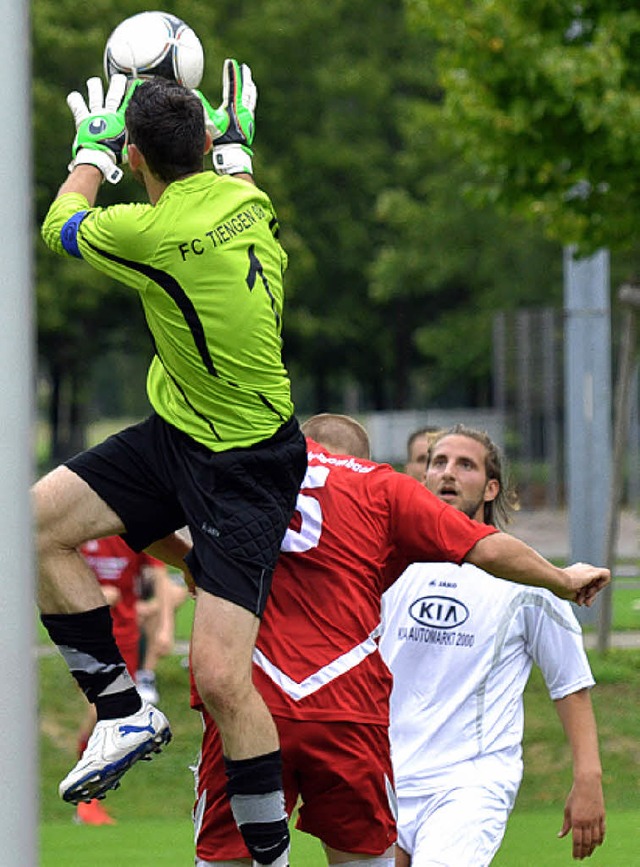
[{"xmin": 42, "ymin": 173, "xmax": 295, "ymax": 451}]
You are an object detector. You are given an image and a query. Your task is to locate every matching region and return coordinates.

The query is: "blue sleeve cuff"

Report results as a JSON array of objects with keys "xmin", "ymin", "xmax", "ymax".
[{"xmin": 60, "ymin": 210, "xmax": 88, "ymax": 258}]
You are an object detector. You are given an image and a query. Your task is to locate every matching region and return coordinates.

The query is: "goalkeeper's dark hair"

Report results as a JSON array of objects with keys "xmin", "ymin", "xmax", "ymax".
[{"xmin": 125, "ymin": 78, "xmax": 205, "ymax": 183}]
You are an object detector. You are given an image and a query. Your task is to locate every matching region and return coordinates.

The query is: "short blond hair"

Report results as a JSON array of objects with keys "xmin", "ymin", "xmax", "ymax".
[{"xmin": 301, "ymin": 413, "xmax": 370, "ymax": 460}]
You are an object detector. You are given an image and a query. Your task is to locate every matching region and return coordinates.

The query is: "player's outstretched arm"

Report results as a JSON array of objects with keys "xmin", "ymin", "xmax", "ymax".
[
  {"xmin": 65, "ymin": 75, "xmax": 131, "ymax": 187},
  {"xmin": 464, "ymin": 532, "xmax": 610, "ymax": 605},
  {"xmin": 42, "ymin": 75, "xmax": 136, "ymax": 255},
  {"xmin": 47, "ymin": 74, "xmax": 135, "ymax": 212},
  {"xmin": 555, "ymin": 689, "xmax": 606, "ymax": 860}
]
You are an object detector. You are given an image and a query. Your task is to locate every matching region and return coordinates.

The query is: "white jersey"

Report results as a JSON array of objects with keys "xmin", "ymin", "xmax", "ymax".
[{"xmin": 380, "ymin": 561, "xmax": 595, "ymax": 797}]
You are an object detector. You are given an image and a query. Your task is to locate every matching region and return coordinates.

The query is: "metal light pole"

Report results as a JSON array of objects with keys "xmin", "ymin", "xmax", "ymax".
[
  {"xmin": 0, "ymin": 1, "xmax": 37, "ymax": 863},
  {"xmin": 563, "ymin": 248, "xmax": 612, "ymax": 625}
]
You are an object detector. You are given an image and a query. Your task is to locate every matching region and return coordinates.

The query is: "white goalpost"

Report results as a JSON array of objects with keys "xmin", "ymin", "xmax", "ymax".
[{"xmin": 0, "ymin": 0, "xmax": 38, "ymax": 863}]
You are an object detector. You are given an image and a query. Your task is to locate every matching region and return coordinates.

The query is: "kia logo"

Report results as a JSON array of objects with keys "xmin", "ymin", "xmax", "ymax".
[{"xmin": 409, "ymin": 595, "xmax": 469, "ymax": 629}]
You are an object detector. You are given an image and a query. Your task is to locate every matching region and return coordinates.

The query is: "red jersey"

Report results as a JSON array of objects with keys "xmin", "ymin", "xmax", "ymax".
[
  {"xmin": 250, "ymin": 440, "xmax": 497, "ymax": 726},
  {"xmin": 79, "ymin": 536, "xmax": 162, "ymax": 648}
]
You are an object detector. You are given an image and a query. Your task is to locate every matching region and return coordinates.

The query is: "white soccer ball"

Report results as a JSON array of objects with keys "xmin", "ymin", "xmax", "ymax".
[{"xmin": 103, "ymin": 11, "xmax": 204, "ymax": 89}]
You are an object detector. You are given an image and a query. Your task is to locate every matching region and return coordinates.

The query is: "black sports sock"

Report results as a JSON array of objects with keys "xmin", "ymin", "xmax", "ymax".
[
  {"xmin": 224, "ymin": 749, "xmax": 289, "ymax": 865},
  {"xmin": 41, "ymin": 605, "xmax": 142, "ymax": 720}
]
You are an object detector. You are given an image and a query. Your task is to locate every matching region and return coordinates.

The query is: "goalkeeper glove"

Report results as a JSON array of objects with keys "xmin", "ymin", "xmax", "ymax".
[
  {"xmin": 66, "ymin": 75, "xmax": 133, "ymax": 184},
  {"xmin": 196, "ymin": 59, "xmax": 257, "ymax": 176}
]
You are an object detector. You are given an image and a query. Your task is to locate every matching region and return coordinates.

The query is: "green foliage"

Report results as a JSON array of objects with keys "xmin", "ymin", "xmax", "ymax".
[
  {"xmin": 408, "ymin": 0, "xmax": 640, "ymax": 253},
  {"xmin": 219, "ymin": 0, "xmax": 418, "ymax": 402},
  {"xmin": 203, "ymin": 0, "xmax": 564, "ymax": 407}
]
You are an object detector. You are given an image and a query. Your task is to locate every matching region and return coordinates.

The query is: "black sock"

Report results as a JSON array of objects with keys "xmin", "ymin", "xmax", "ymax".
[
  {"xmin": 41, "ymin": 605, "xmax": 141, "ymax": 720},
  {"xmin": 224, "ymin": 749, "xmax": 289, "ymax": 865}
]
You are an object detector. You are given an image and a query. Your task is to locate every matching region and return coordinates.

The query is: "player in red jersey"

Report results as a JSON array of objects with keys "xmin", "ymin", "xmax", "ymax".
[
  {"xmin": 190, "ymin": 414, "xmax": 609, "ymax": 866},
  {"xmin": 74, "ymin": 536, "xmax": 169, "ymax": 826}
]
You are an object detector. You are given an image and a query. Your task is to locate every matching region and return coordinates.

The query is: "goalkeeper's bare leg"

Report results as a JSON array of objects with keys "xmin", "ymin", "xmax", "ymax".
[
  {"xmin": 191, "ymin": 592, "xmax": 290, "ymax": 867},
  {"xmin": 34, "ymin": 466, "xmax": 172, "ymax": 803},
  {"xmin": 35, "ymin": 460, "xmax": 296, "ymax": 866}
]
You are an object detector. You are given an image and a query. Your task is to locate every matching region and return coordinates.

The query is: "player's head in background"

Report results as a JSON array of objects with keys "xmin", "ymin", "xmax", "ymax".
[
  {"xmin": 302, "ymin": 413, "xmax": 371, "ymax": 460},
  {"xmin": 425, "ymin": 424, "xmax": 519, "ymax": 529},
  {"xmin": 405, "ymin": 426, "xmax": 441, "ymax": 481},
  {"xmin": 125, "ymin": 78, "xmax": 210, "ymax": 184}
]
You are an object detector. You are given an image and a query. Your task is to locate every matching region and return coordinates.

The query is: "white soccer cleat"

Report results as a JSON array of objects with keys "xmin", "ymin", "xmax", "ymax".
[{"xmin": 59, "ymin": 702, "xmax": 172, "ymax": 804}]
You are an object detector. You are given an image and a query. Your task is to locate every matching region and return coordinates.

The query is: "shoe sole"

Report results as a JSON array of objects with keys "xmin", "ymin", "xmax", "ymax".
[{"xmin": 61, "ymin": 727, "xmax": 172, "ymax": 804}]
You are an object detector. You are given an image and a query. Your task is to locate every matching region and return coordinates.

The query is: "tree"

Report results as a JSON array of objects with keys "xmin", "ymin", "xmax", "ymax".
[
  {"xmin": 209, "ymin": 0, "xmax": 419, "ymax": 408},
  {"xmin": 407, "ymin": 0, "xmax": 640, "ymax": 254},
  {"xmin": 205, "ymin": 0, "xmax": 564, "ymax": 408},
  {"xmin": 369, "ymin": 89, "xmax": 564, "ymax": 406}
]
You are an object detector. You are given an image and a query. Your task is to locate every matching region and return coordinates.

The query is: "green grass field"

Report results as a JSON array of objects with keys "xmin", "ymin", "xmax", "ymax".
[
  {"xmin": 40, "ymin": 811, "xmax": 640, "ymax": 866},
  {"xmin": 610, "ymin": 580, "xmax": 640, "ymax": 630},
  {"xmin": 38, "ymin": 641, "xmax": 640, "ymax": 865}
]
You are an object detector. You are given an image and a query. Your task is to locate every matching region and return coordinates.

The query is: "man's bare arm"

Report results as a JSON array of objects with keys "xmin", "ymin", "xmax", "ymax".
[
  {"xmin": 465, "ymin": 532, "xmax": 610, "ymax": 605},
  {"xmin": 555, "ymin": 689, "xmax": 606, "ymax": 859}
]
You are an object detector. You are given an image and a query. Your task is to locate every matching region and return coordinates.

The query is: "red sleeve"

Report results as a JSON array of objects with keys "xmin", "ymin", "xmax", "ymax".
[{"xmin": 382, "ymin": 473, "xmax": 498, "ymax": 588}]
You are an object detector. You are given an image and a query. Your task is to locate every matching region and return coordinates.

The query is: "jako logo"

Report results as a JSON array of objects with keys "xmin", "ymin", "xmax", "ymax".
[{"xmin": 409, "ymin": 596, "xmax": 469, "ymax": 630}]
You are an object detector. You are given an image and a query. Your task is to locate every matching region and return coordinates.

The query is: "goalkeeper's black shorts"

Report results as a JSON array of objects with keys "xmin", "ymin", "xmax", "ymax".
[{"xmin": 65, "ymin": 412, "xmax": 307, "ymax": 617}]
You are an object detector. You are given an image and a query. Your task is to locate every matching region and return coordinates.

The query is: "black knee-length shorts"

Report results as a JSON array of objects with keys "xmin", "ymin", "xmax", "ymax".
[{"xmin": 65, "ymin": 413, "xmax": 307, "ymax": 616}]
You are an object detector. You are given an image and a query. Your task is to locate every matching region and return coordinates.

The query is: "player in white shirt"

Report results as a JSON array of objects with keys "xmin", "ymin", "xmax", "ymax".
[{"xmin": 380, "ymin": 425, "xmax": 606, "ymax": 865}]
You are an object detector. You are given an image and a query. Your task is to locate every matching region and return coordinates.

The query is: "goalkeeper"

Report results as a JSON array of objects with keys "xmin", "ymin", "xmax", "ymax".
[{"xmin": 36, "ymin": 61, "xmax": 306, "ymax": 867}]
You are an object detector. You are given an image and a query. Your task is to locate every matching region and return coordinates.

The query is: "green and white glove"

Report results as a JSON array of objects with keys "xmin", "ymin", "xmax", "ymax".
[
  {"xmin": 196, "ymin": 59, "xmax": 257, "ymax": 176},
  {"xmin": 66, "ymin": 74, "xmax": 131, "ymax": 184}
]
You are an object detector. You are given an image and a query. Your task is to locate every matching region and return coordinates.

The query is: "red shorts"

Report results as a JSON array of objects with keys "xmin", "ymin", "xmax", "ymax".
[{"xmin": 193, "ymin": 711, "xmax": 397, "ymax": 861}]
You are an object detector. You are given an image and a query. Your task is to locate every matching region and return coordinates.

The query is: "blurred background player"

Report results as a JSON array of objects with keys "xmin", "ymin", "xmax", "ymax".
[
  {"xmin": 189, "ymin": 414, "xmax": 609, "ymax": 866},
  {"xmin": 404, "ymin": 426, "xmax": 439, "ymax": 481},
  {"xmin": 381, "ymin": 424, "xmax": 606, "ymax": 865},
  {"xmin": 74, "ymin": 535, "xmax": 173, "ymax": 825},
  {"xmin": 135, "ymin": 565, "xmax": 189, "ymax": 704}
]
